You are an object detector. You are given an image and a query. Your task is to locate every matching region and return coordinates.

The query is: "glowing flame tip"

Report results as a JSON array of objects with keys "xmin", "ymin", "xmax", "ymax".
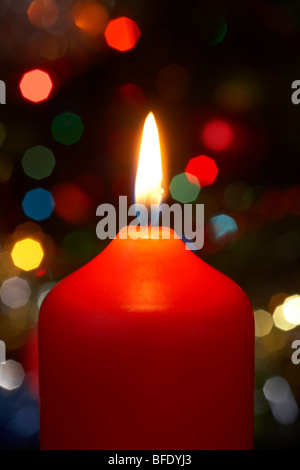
[{"xmin": 135, "ymin": 112, "xmax": 163, "ymax": 210}]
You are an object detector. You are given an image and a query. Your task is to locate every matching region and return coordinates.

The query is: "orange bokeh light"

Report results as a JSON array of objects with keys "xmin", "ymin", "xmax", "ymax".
[
  {"xmin": 27, "ymin": 0, "xmax": 58, "ymax": 29},
  {"xmin": 73, "ymin": 2, "xmax": 109, "ymax": 36},
  {"xmin": 20, "ymin": 69, "xmax": 53, "ymax": 103},
  {"xmin": 105, "ymin": 17, "xmax": 140, "ymax": 52},
  {"xmin": 202, "ymin": 119, "xmax": 233, "ymax": 152}
]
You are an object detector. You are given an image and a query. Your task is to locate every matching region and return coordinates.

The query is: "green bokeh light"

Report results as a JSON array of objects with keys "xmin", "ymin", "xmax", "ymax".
[
  {"xmin": 62, "ymin": 231, "xmax": 95, "ymax": 264},
  {"xmin": 51, "ymin": 112, "xmax": 84, "ymax": 145},
  {"xmin": 224, "ymin": 181, "xmax": 250, "ymax": 211},
  {"xmin": 169, "ymin": 172, "xmax": 200, "ymax": 203},
  {"xmin": 210, "ymin": 19, "xmax": 227, "ymax": 45},
  {"xmin": 22, "ymin": 145, "xmax": 56, "ymax": 180}
]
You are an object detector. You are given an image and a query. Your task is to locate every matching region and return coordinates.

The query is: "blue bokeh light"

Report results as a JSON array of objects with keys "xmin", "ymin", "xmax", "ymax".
[
  {"xmin": 209, "ymin": 214, "xmax": 238, "ymax": 241},
  {"xmin": 22, "ymin": 188, "xmax": 55, "ymax": 221}
]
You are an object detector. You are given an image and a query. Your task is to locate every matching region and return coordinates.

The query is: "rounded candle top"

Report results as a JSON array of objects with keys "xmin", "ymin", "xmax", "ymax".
[{"xmin": 40, "ymin": 226, "xmax": 253, "ymax": 322}]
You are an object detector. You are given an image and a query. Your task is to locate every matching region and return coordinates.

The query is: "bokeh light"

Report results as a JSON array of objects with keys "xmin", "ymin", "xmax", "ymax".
[
  {"xmin": 11, "ymin": 238, "xmax": 44, "ymax": 272},
  {"xmin": 286, "ymin": 185, "xmax": 300, "ymax": 215},
  {"xmin": 207, "ymin": 214, "xmax": 238, "ymax": 242},
  {"xmin": 0, "ymin": 154, "xmax": 13, "ymax": 183},
  {"xmin": 258, "ymin": 190, "xmax": 287, "ymax": 220},
  {"xmin": 273, "ymin": 304, "xmax": 295, "ymax": 331},
  {"xmin": 0, "ymin": 360, "xmax": 25, "ymax": 391},
  {"xmin": 263, "ymin": 376, "xmax": 299, "ymax": 425},
  {"xmin": 214, "ymin": 76, "xmax": 261, "ymax": 113},
  {"xmin": 185, "ymin": 155, "xmax": 218, "ymax": 187},
  {"xmin": 282, "ymin": 295, "xmax": 300, "ymax": 326},
  {"xmin": 270, "ymin": 395, "xmax": 299, "ymax": 425},
  {"xmin": 8, "ymin": 403, "xmax": 40, "ymax": 437},
  {"xmin": 38, "ymin": 33, "xmax": 69, "ymax": 61},
  {"xmin": 169, "ymin": 172, "xmax": 200, "ymax": 203},
  {"xmin": 22, "ymin": 146, "xmax": 56, "ymax": 180},
  {"xmin": 19, "ymin": 69, "xmax": 53, "ymax": 103},
  {"xmin": 8, "ymin": 402, "xmax": 40, "ymax": 439},
  {"xmin": 254, "ymin": 309, "xmax": 273, "ymax": 337},
  {"xmin": 255, "ymin": 327, "xmax": 288, "ymax": 357},
  {"xmin": 73, "ymin": 1, "xmax": 109, "ymax": 36},
  {"xmin": 27, "ymin": 0, "xmax": 59, "ymax": 29},
  {"xmin": 52, "ymin": 182, "xmax": 93, "ymax": 224},
  {"xmin": 263, "ymin": 376, "xmax": 290, "ymax": 404},
  {"xmin": 62, "ymin": 231, "xmax": 95, "ymax": 263},
  {"xmin": 51, "ymin": 112, "xmax": 84, "ymax": 145},
  {"xmin": 111, "ymin": 84, "xmax": 146, "ymax": 118},
  {"xmin": 224, "ymin": 181, "xmax": 251, "ymax": 211},
  {"xmin": 202, "ymin": 119, "xmax": 233, "ymax": 152},
  {"xmin": 268, "ymin": 293, "xmax": 288, "ymax": 315},
  {"xmin": 22, "ymin": 188, "xmax": 55, "ymax": 221},
  {"xmin": 104, "ymin": 17, "xmax": 140, "ymax": 52},
  {"xmin": 209, "ymin": 18, "xmax": 227, "ymax": 45},
  {"xmin": 0, "ymin": 277, "xmax": 30, "ymax": 309},
  {"xmin": 156, "ymin": 64, "xmax": 190, "ymax": 100}
]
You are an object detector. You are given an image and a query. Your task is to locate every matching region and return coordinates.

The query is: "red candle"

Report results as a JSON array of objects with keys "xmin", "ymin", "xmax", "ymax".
[{"xmin": 39, "ymin": 114, "xmax": 254, "ymax": 450}]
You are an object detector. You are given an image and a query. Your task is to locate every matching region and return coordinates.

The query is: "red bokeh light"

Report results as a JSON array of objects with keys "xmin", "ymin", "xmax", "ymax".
[
  {"xmin": 258, "ymin": 190, "xmax": 288, "ymax": 220},
  {"xmin": 27, "ymin": 0, "xmax": 58, "ymax": 29},
  {"xmin": 185, "ymin": 155, "xmax": 218, "ymax": 187},
  {"xmin": 75, "ymin": 173, "xmax": 104, "ymax": 202},
  {"xmin": 112, "ymin": 84, "xmax": 146, "ymax": 116},
  {"xmin": 202, "ymin": 119, "xmax": 233, "ymax": 152},
  {"xmin": 19, "ymin": 69, "xmax": 53, "ymax": 103},
  {"xmin": 52, "ymin": 182, "xmax": 94, "ymax": 225},
  {"xmin": 104, "ymin": 17, "xmax": 140, "ymax": 52},
  {"xmin": 285, "ymin": 185, "xmax": 300, "ymax": 215}
]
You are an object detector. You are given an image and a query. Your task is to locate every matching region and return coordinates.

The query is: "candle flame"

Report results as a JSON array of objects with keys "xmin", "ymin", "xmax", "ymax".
[{"xmin": 135, "ymin": 112, "xmax": 163, "ymax": 210}]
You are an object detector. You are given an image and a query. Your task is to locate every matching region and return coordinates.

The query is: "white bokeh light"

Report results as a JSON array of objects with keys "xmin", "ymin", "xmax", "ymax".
[
  {"xmin": 282, "ymin": 295, "xmax": 300, "ymax": 325},
  {"xmin": 0, "ymin": 277, "xmax": 30, "ymax": 308},
  {"xmin": 0, "ymin": 359, "xmax": 25, "ymax": 391}
]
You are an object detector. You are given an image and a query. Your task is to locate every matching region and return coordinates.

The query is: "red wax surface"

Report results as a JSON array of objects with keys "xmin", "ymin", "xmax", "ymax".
[{"xmin": 39, "ymin": 227, "xmax": 254, "ymax": 450}]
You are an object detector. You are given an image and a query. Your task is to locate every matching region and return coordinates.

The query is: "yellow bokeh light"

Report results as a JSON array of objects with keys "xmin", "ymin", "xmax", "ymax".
[
  {"xmin": 282, "ymin": 295, "xmax": 300, "ymax": 325},
  {"xmin": 254, "ymin": 309, "xmax": 273, "ymax": 337},
  {"xmin": 273, "ymin": 304, "xmax": 295, "ymax": 332},
  {"xmin": 11, "ymin": 238, "xmax": 44, "ymax": 272}
]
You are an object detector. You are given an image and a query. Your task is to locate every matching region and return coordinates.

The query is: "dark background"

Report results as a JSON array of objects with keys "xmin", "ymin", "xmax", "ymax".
[{"xmin": 1, "ymin": 0, "xmax": 300, "ymax": 450}]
